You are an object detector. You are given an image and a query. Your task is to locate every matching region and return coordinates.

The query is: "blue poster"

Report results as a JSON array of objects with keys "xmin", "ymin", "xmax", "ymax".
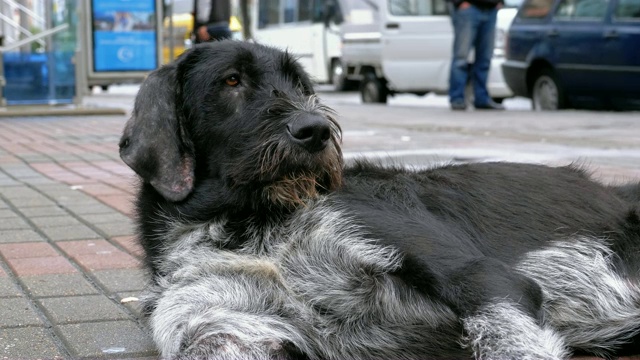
[{"xmin": 91, "ymin": 0, "xmax": 157, "ymax": 72}]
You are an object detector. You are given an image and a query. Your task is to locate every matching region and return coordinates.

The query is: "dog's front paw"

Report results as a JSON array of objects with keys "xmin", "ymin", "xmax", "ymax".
[{"xmin": 177, "ymin": 334, "xmax": 306, "ymax": 360}]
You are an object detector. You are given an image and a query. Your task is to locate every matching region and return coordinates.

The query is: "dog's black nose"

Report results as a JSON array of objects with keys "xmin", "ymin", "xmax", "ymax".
[{"xmin": 287, "ymin": 114, "xmax": 331, "ymax": 152}]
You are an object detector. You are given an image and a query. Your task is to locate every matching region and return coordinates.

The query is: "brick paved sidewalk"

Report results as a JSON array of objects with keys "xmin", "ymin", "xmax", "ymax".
[{"xmin": 0, "ymin": 115, "xmax": 156, "ymax": 359}]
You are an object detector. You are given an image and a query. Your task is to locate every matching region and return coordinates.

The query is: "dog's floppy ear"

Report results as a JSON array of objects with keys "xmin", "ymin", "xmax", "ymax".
[{"xmin": 119, "ymin": 64, "xmax": 195, "ymax": 202}]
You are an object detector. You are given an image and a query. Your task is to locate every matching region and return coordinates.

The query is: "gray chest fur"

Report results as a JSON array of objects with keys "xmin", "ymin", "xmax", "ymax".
[{"xmin": 145, "ymin": 199, "xmax": 458, "ymax": 359}]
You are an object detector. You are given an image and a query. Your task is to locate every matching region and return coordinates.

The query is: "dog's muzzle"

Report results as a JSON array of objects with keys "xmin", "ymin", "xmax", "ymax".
[{"xmin": 287, "ymin": 113, "xmax": 331, "ymax": 153}]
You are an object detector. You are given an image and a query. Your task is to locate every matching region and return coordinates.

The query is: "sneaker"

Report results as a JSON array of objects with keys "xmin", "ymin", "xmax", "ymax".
[
  {"xmin": 450, "ymin": 102, "xmax": 467, "ymax": 111},
  {"xmin": 474, "ymin": 101, "xmax": 505, "ymax": 110}
]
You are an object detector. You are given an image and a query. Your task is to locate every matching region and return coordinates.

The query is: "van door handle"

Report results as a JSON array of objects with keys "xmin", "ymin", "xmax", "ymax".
[
  {"xmin": 603, "ymin": 30, "xmax": 619, "ymax": 38},
  {"xmin": 547, "ymin": 29, "xmax": 559, "ymax": 37},
  {"xmin": 386, "ymin": 23, "xmax": 400, "ymax": 29}
]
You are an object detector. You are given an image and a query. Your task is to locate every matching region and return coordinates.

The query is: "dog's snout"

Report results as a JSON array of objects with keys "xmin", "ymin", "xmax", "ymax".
[{"xmin": 287, "ymin": 114, "xmax": 331, "ymax": 152}]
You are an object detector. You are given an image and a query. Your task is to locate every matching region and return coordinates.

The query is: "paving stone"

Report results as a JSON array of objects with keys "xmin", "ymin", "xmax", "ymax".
[
  {"xmin": 79, "ymin": 212, "xmax": 131, "ymax": 225},
  {"xmin": 9, "ymin": 196, "xmax": 57, "ymax": 208},
  {"xmin": 0, "ymin": 243, "xmax": 58, "ymax": 259},
  {"xmin": 31, "ymin": 183, "xmax": 75, "ymax": 193},
  {"xmin": 56, "ymin": 320, "xmax": 156, "ymax": 358},
  {"xmin": 20, "ymin": 177, "xmax": 57, "ymax": 185},
  {"xmin": 21, "ymin": 274, "xmax": 99, "ymax": 297},
  {"xmin": 0, "ymin": 187, "xmax": 40, "ymax": 199},
  {"xmin": 19, "ymin": 154, "xmax": 52, "ymax": 163},
  {"xmin": 7, "ymin": 257, "xmax": 77, "ymax": 276},
  {"xmin": 39, "ymin": 225, "xmax": 102, "ymax": 242},
  {"xmin": 0, "ymin": 297, "xmax": 43, "ymax": 327},
  {"xmin": 0, "ymin": 278, "xmax": 21, "ymax": 298},
  {"xmin": 46, "ymin": 153, "xmax": 81, "ymax": 162},
  {"xmin": 53, "ymin": 194, "xmax": 103, "ymax": 206},
  {"xmin": 0, "ymin": 178, "xmax": 19, "ymax": 186},
  {"xmin": 17, "ymin": 205, "xmax": 66, "ymax": 217},
  {"xmin": 0, "ymin": 217, "xmax": 30, "ymax": 230},
  {"xmin": 38, "ymin": 295, "xmax": 130, "ymax": 324},
  {"xmin": 30, "ymin": 215, "xmax": 83, "ymax": 228},
  {"xmin": 73, "ymin": 252, "xmax": 140, "ymax": 272},
  {"xmin": 58, "ymin": 239, "xmax": 117, "ymax": 255},
  {"xmin": 0, "ymin": 327, "xmax": 64, "ymax": 359},
  {"xmin": 64, "ymin": 203, "xmax": 119, "ymax": 215},
  {"xmin": 0, "ymin": 209, "xmax": 20, "ymax": 218},
  {"xmin": 93, "ymin": 269, "xmax": 146, "ymax": 293},
  {"xmin": 0, "ymin": 229, "xmax": 45, "ymax": 243},
  {"xmin": 76, "ymin": 153, "xmax": 110, "ymax": 161},
  {"xmin": 111, "ymin": 235, "xmax": 144, "ymax": 258},
  {"xmin": 93, "ymin": 221, "xmax": 136, "ymax": 238}
]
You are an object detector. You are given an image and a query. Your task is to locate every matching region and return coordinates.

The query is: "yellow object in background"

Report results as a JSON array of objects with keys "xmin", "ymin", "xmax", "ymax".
[{"xmin": 163, "ymin": 14, "xmax": 242, "ymax": 64}]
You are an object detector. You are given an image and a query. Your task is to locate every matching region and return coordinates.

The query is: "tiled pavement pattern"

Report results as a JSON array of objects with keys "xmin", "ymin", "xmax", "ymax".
[
  {"xmin": 0, "ymin": 110, "xmax": 638, "ymax": 359},
  {"xmin": 0, "ymin": 116, "xmax": 156, "ymax": 359}
]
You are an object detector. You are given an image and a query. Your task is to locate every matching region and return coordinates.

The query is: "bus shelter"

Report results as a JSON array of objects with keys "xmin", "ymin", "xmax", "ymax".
[{"xmin": 0, "ymin": 0, "xmax": 163, "ymax": 106}]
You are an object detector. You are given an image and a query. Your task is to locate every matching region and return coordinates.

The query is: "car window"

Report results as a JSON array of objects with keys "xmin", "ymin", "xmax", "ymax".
[
  {"xmin": 520, "ymin": 0, "xmax": 555, "ymax": 18},
  {"xmin": 388, "ymin": 0, "xmax": 449, "ymax": 16},
  {"xmin": 615, "ymin": 0, "xmax": 640, "ymax": 19},
  {"xmin": 504, "ymin": 0, "xmax": 525, "ymax": 7},
  {"xmin": 554, "ymin": 0, "xmax": 609, "ymax": 19}
]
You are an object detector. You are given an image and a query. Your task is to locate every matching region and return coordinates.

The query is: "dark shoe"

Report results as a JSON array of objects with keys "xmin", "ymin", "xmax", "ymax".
[
  {"xmin": 450, "ymin": 102, "xmax": 467, "ymax": 111},
  {"xmin": 474, "ymin": 101, "xmax": 505, "ymax": 110}
]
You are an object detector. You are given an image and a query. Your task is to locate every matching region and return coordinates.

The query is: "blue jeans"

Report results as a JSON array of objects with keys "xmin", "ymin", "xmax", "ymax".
[{"xmin": 448, "ymin": 5, "xmax": 498, "ymax": 106}]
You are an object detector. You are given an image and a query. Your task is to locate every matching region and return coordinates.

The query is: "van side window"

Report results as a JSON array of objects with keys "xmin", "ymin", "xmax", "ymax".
[
  {"xmin": 258, "ymin": 0, "xmax": 282, "ymax": 28},
  {"xmin": 283, "ymin": 0, "xmax": 312, "ymax": 22},
  {"xmin": 615, "ymin": 0, "xmax": 640, "ymax": 19},
  {"xmin": 299, "ymin": 0, "xmax": 312, "ymax": 21},
  {"xmin": 520, "ymin": 0, "xmax": 555, "ymax": 18},
  {"xmin": 388, "ymin": 0, "xmax": 449, "ymax": 15},
  {"xmin": 555, "ymin": 0, "xmax": 609, "ymax": 19}
]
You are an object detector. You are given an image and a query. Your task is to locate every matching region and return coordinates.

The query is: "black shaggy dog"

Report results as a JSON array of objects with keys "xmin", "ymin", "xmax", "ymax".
[{"xmin": 120, "ymin": 40, "xmax": 640, "ymax": 359}]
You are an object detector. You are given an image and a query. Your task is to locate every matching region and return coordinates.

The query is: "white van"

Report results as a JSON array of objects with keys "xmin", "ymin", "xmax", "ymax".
[
  {"xmin": 250, "ymin": 0, "xmax": 349, "ymax": 90},
  {"xmin": 339, "ymin": 0, "xmax": 519, "ymax": 103}
]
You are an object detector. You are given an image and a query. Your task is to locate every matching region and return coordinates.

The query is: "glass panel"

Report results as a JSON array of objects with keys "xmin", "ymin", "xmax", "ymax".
[
  {"xmin": 389, "ymin": 0, "xmax": 432, "ymax": 15},
  {"xmin": 555, "ymin": 0, "xmax": 608, "ymax": 18},
  {"xmin": 615, "ymin": 0, "xmax": 640, "ymax": 19},
  {"xmin": 269, "ymin": 0, "xmax": 281, "ymax": 24},
  {"xmin": 3, "ymin": 0, "xmax": 77, "ymax": 105},
  {"xmin": 285, "ymin": 0, "xmax": 296, "ymax": 22},
  {"xmin": 299, "ymin": 0, "xmax": 312, "ymax": 21},
  {"xmin": 520, "ymin": 0, "xmax": 555, "ymax": 18}
]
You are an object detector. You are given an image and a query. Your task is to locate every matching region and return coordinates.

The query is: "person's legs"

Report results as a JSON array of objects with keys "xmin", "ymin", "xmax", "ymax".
[
  {"xmin": 449, "ymin": 6, "xmax": 479, "ymax": 106},
  {"xmin": 471, "ymin": 8, "xmax": 498, "ymax": 106}
]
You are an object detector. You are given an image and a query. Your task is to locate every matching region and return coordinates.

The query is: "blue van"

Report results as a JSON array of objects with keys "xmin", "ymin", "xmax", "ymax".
[{"xmin": 502, "ymin": 0, "xmax": 640, "ymax": 110}]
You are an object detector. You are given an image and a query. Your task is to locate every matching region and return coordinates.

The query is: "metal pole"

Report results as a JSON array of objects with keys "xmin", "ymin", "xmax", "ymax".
[
  {"xmin": 45, "ymin": 0, "xmax": 56, "ymax": 104},
  {"xmin": 168, "ymin": 0, "xmax": 175, "ymax": 62},
  {"xmin": 17, "ymin": 0, "xmax": 29, "ymax": 53},
  {"xmin": 73, "ymin": 0, "xmax": 87, "ymax": 104}
]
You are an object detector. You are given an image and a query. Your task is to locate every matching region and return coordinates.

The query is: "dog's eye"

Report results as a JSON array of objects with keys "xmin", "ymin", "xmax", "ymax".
[{"xmin": 225, "ymin": 75, "xmax": 239, "ymax": 87}]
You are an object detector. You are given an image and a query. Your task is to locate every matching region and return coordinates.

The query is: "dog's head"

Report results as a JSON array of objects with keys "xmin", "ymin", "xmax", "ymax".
[{"xmin": 119, "ymin": 41, "xmax": 343, "ymax": 208}]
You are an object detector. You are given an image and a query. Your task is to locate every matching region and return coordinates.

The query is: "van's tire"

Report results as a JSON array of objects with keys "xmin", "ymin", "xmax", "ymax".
[
  {"xmin": 330, "ymin": 60, "xmax": 355, "ymax": 91},
  {"xmin": 531, "ymin": 67, "xmax": 565, "ymax": 111},
  {"xmin": 360, "ymin": 73, "xmax": 388, "ymax": 104}
]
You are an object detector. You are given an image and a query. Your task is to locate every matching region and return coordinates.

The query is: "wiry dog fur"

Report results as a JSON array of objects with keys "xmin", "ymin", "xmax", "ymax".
[{"xmin": 120, "ymin": 40, "xmax": 640, "ymax": 359}]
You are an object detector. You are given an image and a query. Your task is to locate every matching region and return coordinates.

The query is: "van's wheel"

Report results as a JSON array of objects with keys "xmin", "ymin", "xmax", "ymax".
[
  {"xmin": 331, "ymin": 60, "xmax": 352, "ymax": 91},
  {"xmin": 360, "ymin": 73, "xmax": 388, "ymax": 104},
  {"xmin": 531, "ymin": 68, "xmax": 564, "ymax": 111}
]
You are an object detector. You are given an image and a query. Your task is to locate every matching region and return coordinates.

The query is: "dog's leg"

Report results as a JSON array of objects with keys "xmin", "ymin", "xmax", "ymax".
[
  {"xmin": 444, "ymin": 257, "xmax": 570, "ymax": 359},
  {"xmin": 146, "ymin": 275, "xmax": 312, "ymax": 360},
  {"xmin": 517, "ymin": 235, "xmax": 640, "ymax": 357}
]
